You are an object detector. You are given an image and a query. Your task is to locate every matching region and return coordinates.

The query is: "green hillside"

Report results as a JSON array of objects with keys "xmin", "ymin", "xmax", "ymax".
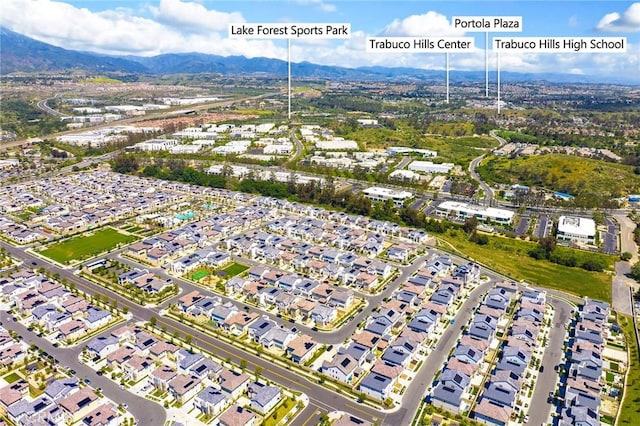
[{"xmin": 478, "ymin": 154, "xmax": 640, "ymax": 204}]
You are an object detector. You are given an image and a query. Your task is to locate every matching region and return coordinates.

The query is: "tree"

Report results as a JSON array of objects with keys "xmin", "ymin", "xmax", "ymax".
[
  {"xmin": 538, "ymin": 236, "xmax": 557, "ymax": 257},
  {"xmin": 112, "ymin": 154, "xmax": 139, "ymax": 174},
  {"xmin": 149, "ymin": 316, "xmax": 157, "ymax": 327},
  {"xmin": 621, "ymin": 251, "xmax": 633, "ymax": 261},
  {"xmin": 630, "ymin": 262, "xmax": 640, "ymax": 283},
  {"xmin": 462, "ymin": 217, "xmax": 479, "ymax": 234},
  {"xmin": 240, "ymin": 359, "xmax": 247, "ymax": 371}
]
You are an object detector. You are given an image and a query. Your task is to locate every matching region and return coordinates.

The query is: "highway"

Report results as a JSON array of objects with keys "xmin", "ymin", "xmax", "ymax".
[
  {"xmin": 36, "ymin": 93, "xmax": 65, "ymax": 117},
  {"xmin": 1, "ymin": 93, "xmax": 276, "ymax": 152}
]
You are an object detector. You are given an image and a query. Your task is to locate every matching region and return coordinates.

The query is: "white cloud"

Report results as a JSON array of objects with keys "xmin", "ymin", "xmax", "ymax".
[
  {"xmin": 382, "ymin": 11, "xmax": 465, "ymax": 37},
  {"xmin": 295, "ymin": 0, "xmax": 337, "ymax": 13},
  {"xmin": 149, "ymin": 0, "xmax": 244, "ymax": 33},
  {"xmin": 596, "ymin": 2, "xmax": 640, "ymax": 32},
  {"xmin": 0, "ymin": 0, "xmax": 280, "ymax": 57}
]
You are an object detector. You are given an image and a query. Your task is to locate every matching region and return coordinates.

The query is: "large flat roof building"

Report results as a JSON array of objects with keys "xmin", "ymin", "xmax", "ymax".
[
  {"xmin": 435, "ymin": 201, "xmax": 515, "ymax": 225},
  {"xmin": 556, "ymin": 216, "xmax": 596, "ymax": 244},
  {"xmin": 408, "ymin": 161, "xmax": 455, "ymax": 174},
  {"xmin": 363, "ymin": 187, "xmax": 413, "ymax": 207}
]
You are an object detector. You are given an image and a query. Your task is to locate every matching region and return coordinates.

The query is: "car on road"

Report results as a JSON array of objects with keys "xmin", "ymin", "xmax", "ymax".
[
  {"xmin": 70, "ymin": 369, "xmax": 76, "ymax": 375},
  {"xmin": 84, "ymin": 378, "xmax": 91, "ymax": 385},
  {"xmin": 539, "ymin": 365, "xmax": 544, "ymax": 372},
  {"xmin": 31, "ymin": 261, "xmax": 37, "ymax": 266},
  {"xmin": 96, "ymin": 371, "xmax": 103, "ymax": 376},
  {"xmin": 523, "ymin": 415, "xmax": 529, "ymax": 423}
]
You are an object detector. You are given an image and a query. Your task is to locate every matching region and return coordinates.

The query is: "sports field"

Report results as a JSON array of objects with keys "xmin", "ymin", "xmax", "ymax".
[
  {"xmin": 221, "ymin": 262, "xmax": 249, "ymax": 277},
  {"xmin": 40, "ymin": 228, "xmax": 137, "ymax": 264}
]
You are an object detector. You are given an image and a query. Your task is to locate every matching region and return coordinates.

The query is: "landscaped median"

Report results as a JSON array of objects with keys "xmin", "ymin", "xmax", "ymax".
[{"xmin": 616, "ymin": 314, "xmax": 640, "ymax": 425}]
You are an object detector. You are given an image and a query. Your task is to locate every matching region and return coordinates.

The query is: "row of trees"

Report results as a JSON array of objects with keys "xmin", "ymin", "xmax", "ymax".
[{"xmin": 528, "ymin": 236, "xmax": 608, "ymax": 272}]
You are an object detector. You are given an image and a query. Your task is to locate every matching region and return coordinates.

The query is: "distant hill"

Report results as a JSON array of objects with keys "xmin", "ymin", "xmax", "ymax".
[
  {"xmin": 0, "ymin": 27, "xmax": 635, "ymax": 84},
  {"xmin": 0, "ymin": 27, "xmax": 147, "ymax": 74}
]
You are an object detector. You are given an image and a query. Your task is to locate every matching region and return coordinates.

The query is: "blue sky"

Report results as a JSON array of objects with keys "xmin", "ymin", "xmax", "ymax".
[{"xmin": 1, "ymin": 0, "xmax": 639, "ymax": 80}]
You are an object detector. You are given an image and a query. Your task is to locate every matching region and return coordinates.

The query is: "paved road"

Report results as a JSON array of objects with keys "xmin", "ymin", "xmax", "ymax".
[
  {"xmin": 603, "ymin": 217, "xmax": 619, "ymax": 255},
  {"xmin": 394, "ymin": 280, "xmax": 495, "ymax": 425},
  {"xmin": 534, "ymin": 214, "xmax": 551, "ymax": 239},
  {"xmin": 396, "ymin": 156, "xmax": 413, "ymax": 170},
  {"xmin": 466, "ymin": 130, "xmax": 507, "ymax": 207},
  {"xmin": 614, "ymin": 214, "xmax": 638, "ymax": 263},
  {"xmin": 288, "ymin": 128, "xmax": 304, "ymax": 165},
  {"xmin": 290, "ymin": 404, "xmax": 323, "ymax": 426},
  {"xmin": 612, "ymin": 261, "xmax": 634, "ymax": 315},
  {"xmin": 37, "ymin": 94, "xmax": 65, "ymax": 117},
  {"xmin": 468, "ymin": 153, "xmax": 493, "ymax": 206},
  {"xmin": 611, "ymin": 215, "xmax": 638, "ymax": 315},
  {"xmin": 528, "ymin": 298, "xmax": 573, "ymax": 426},
  {"xmin": 515, "ymin": 216, "xmax": 530, "ymax": 236},
  {"xmin": 0, "ymin": 311, "xmax": 166, "ymax": 426}
]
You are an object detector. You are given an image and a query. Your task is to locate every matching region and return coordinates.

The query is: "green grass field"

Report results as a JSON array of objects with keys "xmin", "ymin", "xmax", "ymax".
[
  {"xmin": 190, "ymin": 269, "xmax": 211, "ymax": 281},
  {"xmin": 3, "ymin": 372, "xmax": 21, "ymax": 384},
  {"xmin": 617, "ymin": 314, "xmax": 640, "ymax": 425},
  {"xmin": 221, "ymin": 262, "xmax": 249, "ymax": 277},
  {"xmin": 40, "ymin": 228, "xmax": 137, "ymax": 264},
  {"xmin": 439, "ymin": 230, "xmax": 613, "ymax": 302}
]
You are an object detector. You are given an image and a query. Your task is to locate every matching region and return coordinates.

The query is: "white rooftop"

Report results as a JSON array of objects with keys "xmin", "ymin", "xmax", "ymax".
[
  {"xmin": 438, "ymin": 201, "xmax": 515, "ymax": 221},
  {"xmin": 363, "ymin": 186, "xmax": 413, "ymax": 199},
  {"xmin": 557, "ymin": 216, "xmax": 596, "ymax": 237}
]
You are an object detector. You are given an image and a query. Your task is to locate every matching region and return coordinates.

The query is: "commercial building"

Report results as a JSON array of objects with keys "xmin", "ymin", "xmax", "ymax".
[
  {"xmin": 363, "ymin": 187, "xmax": 413, "ymax": 207},
  {"xmin": 556, "ymin": 216, "xmax": 596, "ymax": 244},
  {"xmin": 408, "ymin": 161, "xmax": 455, "ymax": 174},
  {"xmin": 435, "ymin": 201, "xmax": 515, "ymax": 225}
]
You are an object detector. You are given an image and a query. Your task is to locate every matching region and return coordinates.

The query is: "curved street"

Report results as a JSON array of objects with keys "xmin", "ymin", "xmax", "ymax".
[{"xmin": 468, "ymin": 130, "xmax": 507, "ymax": 206}]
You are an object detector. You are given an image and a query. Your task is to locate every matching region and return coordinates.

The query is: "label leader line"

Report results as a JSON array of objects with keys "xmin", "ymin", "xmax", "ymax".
[
  {"xmin": 367, "ymin": 36, "xmax": 475, "ymax": 104},
  {"xmin": 229, "ymin": 23, "xmax": 351, "ymax": 119},
  {"xmin": 452, "ymin": 16, "xmax": 523, "ymax": 98}
]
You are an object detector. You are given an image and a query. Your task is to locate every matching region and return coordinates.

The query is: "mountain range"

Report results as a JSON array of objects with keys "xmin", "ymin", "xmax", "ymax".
[{"xmin": 0, "ymin": 27, "xmax": 635, "ymax": 84}]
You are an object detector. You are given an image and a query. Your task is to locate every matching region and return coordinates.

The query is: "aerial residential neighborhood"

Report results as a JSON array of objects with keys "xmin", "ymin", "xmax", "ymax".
[{"xmin": 1, "ymin": 1, "xmax": 640, "ymax": 426}]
